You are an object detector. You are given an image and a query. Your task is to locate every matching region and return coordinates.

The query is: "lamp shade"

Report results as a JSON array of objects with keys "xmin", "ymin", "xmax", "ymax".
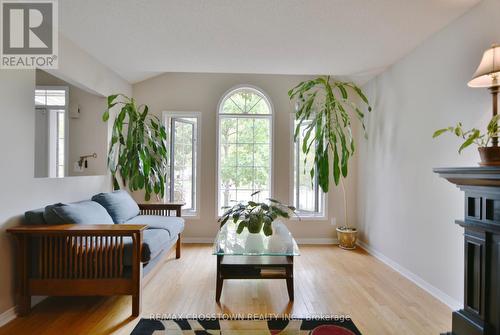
[{"xmin": 468, "ymin": 44, "xmax": 500, "ymax": 88}]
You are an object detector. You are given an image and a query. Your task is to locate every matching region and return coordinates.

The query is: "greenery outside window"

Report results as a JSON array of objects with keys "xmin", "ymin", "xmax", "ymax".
[
  {"xmin": 292, "ymin": 119, "xmax": 326, "ymax": 218},
  {"xmin": 163, "ymin": 111, "xmax": 200, "ymax": 216},
  {"xmin": 217, "ymin": 86, "xmax": 273, "ymax": 215}
]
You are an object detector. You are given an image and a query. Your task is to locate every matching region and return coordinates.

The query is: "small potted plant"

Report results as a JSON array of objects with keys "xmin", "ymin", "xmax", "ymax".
[
  {"xmin": 433, "ymin": 115, "xmax": 500, "ymax": 165},
  {"xmin": 218, "ymin": 191, "xmax": 296, "ymax": 236}
]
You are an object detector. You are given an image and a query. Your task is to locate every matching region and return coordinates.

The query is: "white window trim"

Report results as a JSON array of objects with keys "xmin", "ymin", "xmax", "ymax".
[
  {"xmin": 288, "ymin": 114, "xmax": 328, "ymax": 221},
  {"xmin": 162, "ymin": 111, "xmax": 201, "ymax": 219},
  {"xmin": 35, "ymin": 85, "xmax": 69, "ymax": 178},
  {"xmin": 215, "ymin": 84, "xmax": 275, "ymax": 219}
]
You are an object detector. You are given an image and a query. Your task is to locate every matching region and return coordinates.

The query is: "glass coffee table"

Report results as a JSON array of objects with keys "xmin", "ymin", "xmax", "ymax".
[{"xmin": 213, "ymin": 221, "xmax": 300, "ymax": 301}]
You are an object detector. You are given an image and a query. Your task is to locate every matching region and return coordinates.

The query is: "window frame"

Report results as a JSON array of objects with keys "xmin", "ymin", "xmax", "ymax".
[
  {"xmin": 35, "ymin": 85, "xmax": 69, "ymax": 178},
  {"xmin": 216, "ymin": 85, "xmax": 275, "ymax": 218},
  {"xmin": 289, "ymin": 115, "xmax": 327, "ymax": 220},
  {"xmin": 162, "ymin": 111, "xmax": 201, "ymax": 218}
]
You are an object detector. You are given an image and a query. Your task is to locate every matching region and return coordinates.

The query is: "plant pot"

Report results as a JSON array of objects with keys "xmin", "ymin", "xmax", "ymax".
[
  {"xmin": 245, "ymin": 233, "xmax": 264, "ymax": 253},
  {"xmin": 336, "ymin": 227, "xmax": 357, "ymax": 250},
  {"xmin": 247, "ymin": 220, "xmax": 264, "ymax": 234},
  {"xmin": 478, "ymin": 147, "xmax": 500, "ymax": 166}
]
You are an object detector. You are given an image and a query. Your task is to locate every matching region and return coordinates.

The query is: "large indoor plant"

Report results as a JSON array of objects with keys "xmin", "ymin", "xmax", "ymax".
[
  {"xmin": 103, "ymin": 94, "xmax": 168, "ymax": 201},
  {"xmin": 288, "ymin": 76, "xmax": 372, "ymax": 249},
  {"xmin": 218, "ymin": 191, "xmax": 295, "ymax": 236},
  {"xmin": 433, "ymin": 115, "xmax": 500, "ymax": 165}
]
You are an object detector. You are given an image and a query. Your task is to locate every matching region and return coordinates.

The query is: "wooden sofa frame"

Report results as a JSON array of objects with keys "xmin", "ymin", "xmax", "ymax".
[{"xmin": 7, "ymin": 203, "xmax": 183, "ymax": 317}]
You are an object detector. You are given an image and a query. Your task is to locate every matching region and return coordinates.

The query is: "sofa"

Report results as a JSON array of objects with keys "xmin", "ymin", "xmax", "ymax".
[{"xmin": 8, "ymin": 190, "xmax": 184, "ymax": 317}]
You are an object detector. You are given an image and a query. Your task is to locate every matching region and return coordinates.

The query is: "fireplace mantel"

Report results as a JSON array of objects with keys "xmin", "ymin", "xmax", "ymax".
[{"xmin": 435, "ymin": 166, "xmax": 500, "ymax": 335}]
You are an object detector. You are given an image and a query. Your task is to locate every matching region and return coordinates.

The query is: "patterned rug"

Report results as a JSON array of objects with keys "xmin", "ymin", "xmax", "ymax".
[{"xmin": 131, "ymin": 318, "xmax": 362, "ymax": 334}]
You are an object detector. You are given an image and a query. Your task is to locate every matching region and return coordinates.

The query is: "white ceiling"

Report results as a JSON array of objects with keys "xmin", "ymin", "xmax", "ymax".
[{"xmin": 59, "ymin": 0, "xmax": 481, "ymax": 84}]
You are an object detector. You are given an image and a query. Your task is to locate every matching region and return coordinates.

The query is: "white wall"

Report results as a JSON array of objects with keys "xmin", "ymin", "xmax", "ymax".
[
  {"xmin": 133, "ymin": 73, "xmax": 357, "ymax": 241},
  {"xmin": 0, "ymin": 36, "xmax": 131, "ymax": 315},
  {"xmin": 357, "ymin": 0, "xmax": 500, "ymax": 308}
]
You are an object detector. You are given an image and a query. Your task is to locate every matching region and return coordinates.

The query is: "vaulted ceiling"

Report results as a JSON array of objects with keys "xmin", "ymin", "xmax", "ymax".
[{"xmin": 59, "ymin": 0, "xmax": 481, "ymax": 83}]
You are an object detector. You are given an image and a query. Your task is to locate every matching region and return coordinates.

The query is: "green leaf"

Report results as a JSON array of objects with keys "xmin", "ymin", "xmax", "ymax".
[
  {"xmin": 319, "ymin": 148, "xmax": 330, "ymax": 192},
  {"xmin": 351, "ymin": 85, "xmax": 369, "ymax": 105},
  {"xmin": 263, "ymin": 223, "xmax": 273, "ymax": 236},
  {"xmin": 102, "ymin": 110, "xmax": 110, "ymax": 122},
  {"xmin": 220, "ymin": 215, "xmax": 230, "ymax": 226},
  {"xmin": 459, "ymin": 130, "xmax": 480, "ymax": 153},
  {"xmin": 337, "ymin": 84, "xmax": 348, "ymax": 99},
  {"xmin": 112, "ymin": 175, "xmax": 120, "ymax": 190},
  {"xmin": 333, "ymin": 148, "xmax": 340, "ymax": 186},
  {"xmin": 432, "ymin": 128, "xmax": 450, "ymax": 138},
  {"xmin": 236, "ymin": 221, "xmax": 246, "ymax": 234},
  {"xmin": 487, "ymin": 114, "xmax": 500, "ymax": 135},
  {"xmin": 141, "ymin": 105, "xmax": 149, "ymax": 119},
  {"xmin": 107, "ymin": 94, "xmax": 118, "ymax": 107}
]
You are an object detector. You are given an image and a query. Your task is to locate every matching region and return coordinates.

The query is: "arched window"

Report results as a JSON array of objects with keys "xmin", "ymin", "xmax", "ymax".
[{"xmin": 217, "ymin": 86, "xmax": 273, "ymax": 213}]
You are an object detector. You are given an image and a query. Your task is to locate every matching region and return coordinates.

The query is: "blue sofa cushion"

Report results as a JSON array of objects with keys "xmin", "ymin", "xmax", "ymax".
[
  {"xmin": 25, "ymin": 208, "xmax": 47, "ymax": 225},
  {"xmin": 92, "ymin": 190, "xmax": 140, "ymax": 224},
  {"xmin": 123, "ymin": 229, "xmax": 173, "ymax": 266},
  {"xmin": 124, "ymin": 215, "xmax": 185, "ymax": 240},
  {"xmin": 44, "ymin": 201, "xmax": 114, "ymax": 224}
]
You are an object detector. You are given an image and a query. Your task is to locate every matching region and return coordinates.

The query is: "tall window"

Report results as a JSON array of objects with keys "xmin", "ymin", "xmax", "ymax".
[
  {"xmin": 35, "ymin": 88, "xmax": 67, "ymax": 178},
  {"xmin": 217, "ymin": 86, "xmax": 272, "ymax": 214},
  {"xmin": 164, "ymin": 112, "xmax": 199, "ymax": 215},
  {"xmin": 293, "ymin": 120, "xmax": 325, "ymax": 216}
]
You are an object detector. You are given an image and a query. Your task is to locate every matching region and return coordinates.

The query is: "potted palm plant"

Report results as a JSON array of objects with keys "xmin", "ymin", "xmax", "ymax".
[
  {"xmin": 288, "ymin": 76, "xmax": 372, "ymax": 249},
  {"xmin": 102, "ymin": 94, "xmax": 168, "ymax": 201}
]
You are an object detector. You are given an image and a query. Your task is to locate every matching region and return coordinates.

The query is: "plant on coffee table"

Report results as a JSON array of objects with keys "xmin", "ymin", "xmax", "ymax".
[{"xmin": 218, "ymin": 191, "xmax": 296, "ymax": 236}]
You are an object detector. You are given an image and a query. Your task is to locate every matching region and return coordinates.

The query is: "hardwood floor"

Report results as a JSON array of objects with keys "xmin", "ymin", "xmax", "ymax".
[{"xmin": 0, "ymin": 244, "xmax": 451, "ymax": 335}]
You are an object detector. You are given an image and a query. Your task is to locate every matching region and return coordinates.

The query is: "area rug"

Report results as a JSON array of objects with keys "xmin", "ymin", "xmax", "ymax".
[{"xmin": 130, "ymin": 318, "xmax": 362, "ymax": 334}]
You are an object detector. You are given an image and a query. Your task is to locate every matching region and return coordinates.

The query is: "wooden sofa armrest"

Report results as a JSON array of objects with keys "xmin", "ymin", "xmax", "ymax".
[
  {"xmin": 138, "ymin": 202, "xmax": 184, "ymax": 259},
  {"xmin": 138, "ymin": 203, "xmax": 185, "ymax": 217},
  {"xmin": 7, "ymin": 224, "xmax": 147, "ymax": 236},
  {"xmin": 7, "ymin": 223, "xmax": 146, "ymax": 316}
]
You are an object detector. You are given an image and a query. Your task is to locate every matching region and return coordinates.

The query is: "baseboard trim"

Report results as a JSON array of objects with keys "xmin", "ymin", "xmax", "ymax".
[
  {"xmin": 296, "ymin": 238, "xmax": 338, "ymax": 244},
  {"xmin": 357, "ymin": 240, "xmax": 461, "ymax": 311},
  {"xmin": 183, "ymin": 237, "xmax": 338, "ymax": 245},
  {"xmin": 183, "ymin": 237, "xmax": 213, "ymax": 244},
  {"xmin": 0, "ymin": 296, "xmax": 46, "ymax": 327},
  {"xmin": 0, "ymin": 306, "xmax": 16, "ymax": 328}
]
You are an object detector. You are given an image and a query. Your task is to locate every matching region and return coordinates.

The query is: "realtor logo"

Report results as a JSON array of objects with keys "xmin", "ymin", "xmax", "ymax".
[{"xmin": 1, "ymin": 0, "xmax": 58, "ymax": 69}]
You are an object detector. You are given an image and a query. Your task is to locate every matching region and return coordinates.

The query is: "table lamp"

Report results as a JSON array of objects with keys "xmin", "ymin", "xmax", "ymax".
[{"xmin": 468, "ymin": 44, "xmax": 500, "ymax": 146}]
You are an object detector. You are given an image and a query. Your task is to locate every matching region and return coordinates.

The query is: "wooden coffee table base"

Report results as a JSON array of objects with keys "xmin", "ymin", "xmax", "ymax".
[{"xmin": 216, "ymin": 255, "xmax": 294, "ymax": 301}]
